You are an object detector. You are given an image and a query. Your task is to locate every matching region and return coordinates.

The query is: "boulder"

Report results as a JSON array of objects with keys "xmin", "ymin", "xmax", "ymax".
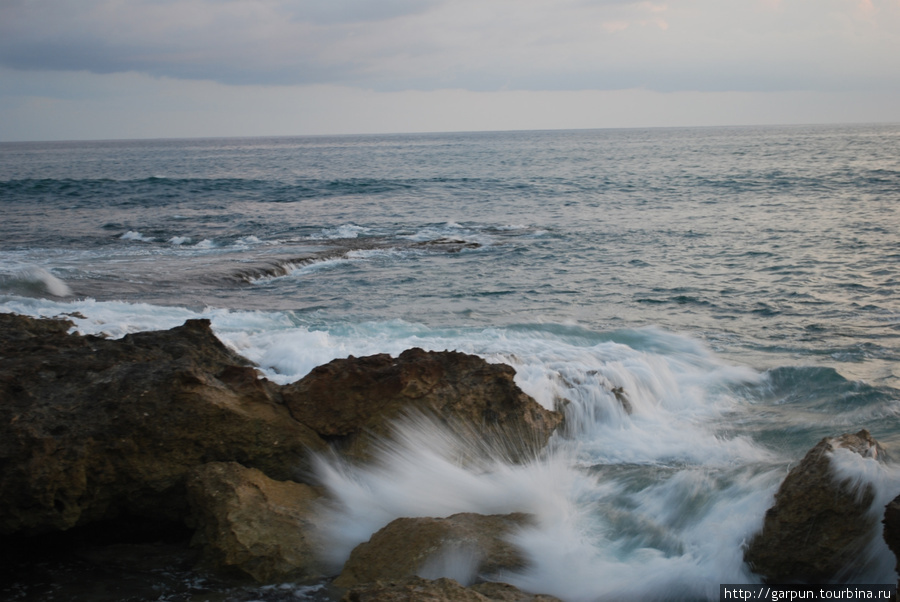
[
  {"xmin": 282, "ymin": 347, "xmax": 563, "ymax": 462},
  {"xmin": 744, "ymin": 430, "xmax": 887, "ymax": 582},
  {"xmin": 0, "ymin": 313, "xmax": 326, "ymax": 534},
  {"xmin": 185, "ymin": 461, "xmax": 324, "ymax": 583},
  {"xmin": 334, "ymin": 512, "xmax": 533, "ymax": 588},
  {"xmin": 341, "ymin": 576, "xmax": 562, "ymax": 602}
]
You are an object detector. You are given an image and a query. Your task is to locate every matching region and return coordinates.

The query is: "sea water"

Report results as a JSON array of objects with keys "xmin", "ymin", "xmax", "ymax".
[{"xmin": 2, "ymin": 124, "xmax": 900, "ymax": 600}]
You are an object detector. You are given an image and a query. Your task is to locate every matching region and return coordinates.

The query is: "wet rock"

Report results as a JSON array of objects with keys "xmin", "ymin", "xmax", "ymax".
[
  {"xmin": 883, "ymin": 494, "xmax": 900, "ymax": 592},
  {"xmin": 1, "ymin": 313, "xmax": 567, "ymax": 590},
  {"xmin": 341, "ymin": 576, "xmax": 562, "ymax": 602},
  {"xmin": 744, "ymin": 429, "xmax": 887, "ymax": 582},
  {"xmin": 186, "ymin": 461, "xmax": 324, "ymax": 583},
  {"xmin": 0, "ymin": 313, "xmax": 327, "ymax": 534},
  {"xmin": 611, "ymin": 386, "xmax": 632, "ymax": 414},
  {"xmin": 334, "ymin": 512, "xmax": 533, "ymax": 589},
  {"xmin": 282, "ymin": 347, "xmax": 563, "ymax": 462}
]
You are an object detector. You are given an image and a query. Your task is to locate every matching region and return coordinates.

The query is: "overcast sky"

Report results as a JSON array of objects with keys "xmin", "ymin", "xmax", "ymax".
[{"xmin": 2, "ymin": 0, "xmax": 899, "ymax": 141}]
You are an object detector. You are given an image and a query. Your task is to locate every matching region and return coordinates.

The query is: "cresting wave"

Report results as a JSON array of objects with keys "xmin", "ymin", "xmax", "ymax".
[{"xmin": 0, "ymin": 266, "xmax": 71, "ymax": 298}]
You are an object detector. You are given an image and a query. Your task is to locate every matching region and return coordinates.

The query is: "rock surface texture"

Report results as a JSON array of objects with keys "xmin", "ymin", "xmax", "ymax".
[
  {"xmin": 0, "ymin": 314, "xmax": 326, "ymax": 534},
  {"xmin": 282, "ymin": 347, "xmax": 563, "ymax": 462},
  {"xmin": 744, "ymin": 429, "xmax": 886, "ymax": 582},
  {"xmin": 186, "ymin": 461, "xmax": 324, "ymax": 583},
  {"xmin": 334, "ymin": 512, "xmax": 533, "ymax": 588},
  {"xmin": 0, "ymin": 313, "xmax": 563, "ymax": 591}
]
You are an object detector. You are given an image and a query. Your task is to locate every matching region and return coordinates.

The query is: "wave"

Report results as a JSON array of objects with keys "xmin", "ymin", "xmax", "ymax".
[
  {"xmin": 0, "ymin": 266, "xmax": 72, "ymax": 298},
  {"xmin": 120, "ymin": 230, "xmax": 155, "ymax": 242},
  {"xmin": 233, "ymin": 256, "xmax": 340, "ymax": 283},
  {"xmin": 308, "ymin": 224, "xmax": 372, "ymax": 240}
]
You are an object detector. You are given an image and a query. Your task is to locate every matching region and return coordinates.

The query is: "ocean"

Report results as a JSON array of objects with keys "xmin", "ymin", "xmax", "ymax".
[{"xmin": 1, "ymin": 123, "xmax": 900, "ymax": 600}]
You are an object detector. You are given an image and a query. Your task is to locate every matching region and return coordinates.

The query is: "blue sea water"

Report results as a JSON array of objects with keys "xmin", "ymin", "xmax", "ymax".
[{"xmin": 2, "ymin": 124, "xmax": 900, "ymax": 600}]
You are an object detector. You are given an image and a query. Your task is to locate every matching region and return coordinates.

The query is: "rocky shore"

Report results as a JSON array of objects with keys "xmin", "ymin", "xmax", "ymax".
[{"xmin": 1, "ymin": 313, "xmax": 899, "ymax": 600}]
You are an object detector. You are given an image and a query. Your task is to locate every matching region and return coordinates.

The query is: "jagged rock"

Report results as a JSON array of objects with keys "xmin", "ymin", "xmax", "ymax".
[
  {"xmin": 1, "ymin": 313, "xmax": 567, "ymax": 592},
  {"xmin": 282, "ymin": 347, "xmax": 563, "ymax": 462},
  {"xmin": 744, "ymin": 429, "xmax": 887, "ymax": 582},
  {"xmin": 186, "ymin": 461, "xmax": 324, "ymax": 583},
  {"xmin": 0, "ymin": 313, "xmax": 327, "ymax": 534},
  {"xmin": 334, "ymin": 512, "xmax": 533, "ymax": 589},
  {"xmin": 341, "ymin": 576, "xmax": 562, "ymax": 602}
]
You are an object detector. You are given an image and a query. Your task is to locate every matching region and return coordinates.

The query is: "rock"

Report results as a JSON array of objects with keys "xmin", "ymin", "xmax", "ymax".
[
  {"xmin": 186, "ymin": 461, "xmax": 324, "ymax": 583},
  {"xmin": 0, "ymin": 313, "xmax": 326, "ymax": 534},
  {"xmin": 1, "ymin": 313, "xmax": 566, "ymax": 590},
  {"xmin": 334, "ymin": 512, "xmax": 533, "ymax": 589},
  {"xmin": 341, "ymin": 576, "xmax": 562, "ymax": 602},
  {"xmin": 744, "ymin": 429, "xmax": 887, "ymax": 582},
  {"xmin": 282, "ymin": 348, "xmax": 563, "ymax": 462},
  {"xmin": 411, "ymin": 238, "xmax": 482, "ymax": 252},
  {"xmin": 882, "ymin": 494, "xmax": 900, "ymax": 592}
]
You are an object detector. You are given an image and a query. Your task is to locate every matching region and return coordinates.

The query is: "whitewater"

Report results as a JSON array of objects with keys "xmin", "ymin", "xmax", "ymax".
[{"xmin": 2, "ymin": 124, "xmax": 900, "ymax": 600}]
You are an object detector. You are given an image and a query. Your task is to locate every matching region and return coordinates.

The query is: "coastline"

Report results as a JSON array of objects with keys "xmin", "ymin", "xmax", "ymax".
[{"xmin": 2, "ymin": 313, "xmax": 899, "ymax": 601}]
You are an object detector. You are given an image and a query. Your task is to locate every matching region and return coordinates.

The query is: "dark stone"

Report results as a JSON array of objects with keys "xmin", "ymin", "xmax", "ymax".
[
  {"xmin": 0, "ymin": 313, "xmax": 326, "ymax": 535},
  {"xmin": 744, "ymin": 429, "xmax": 887, "ymax": 582}
]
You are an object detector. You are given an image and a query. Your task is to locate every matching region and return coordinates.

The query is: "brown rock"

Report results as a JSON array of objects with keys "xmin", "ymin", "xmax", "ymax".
[
  {"xmin": 334, "ymin": 512, "xmax": 533, "ymax": 589},
  {"xmin": 282, "ymin": 348, "xmax": 563, "ymax": 462},
  {"xmin": 186, "ymin": 461, "xmax": 324, "ymax": 583},
  {"xmin": 0, "ymin": 313, "xmax": 326, "ymax": 534},
  {"xmin": 744, "ymin": 429, "xmax": 887, "ymax": 582},
  {"xmin": 341, "ymin": 576, "xmax": 562, "ymax": 602}
]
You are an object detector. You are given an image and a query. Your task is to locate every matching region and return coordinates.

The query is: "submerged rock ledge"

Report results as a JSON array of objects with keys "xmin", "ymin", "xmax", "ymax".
[{"xmin": 0, "ymin": 313, "xmax": 563, "ymax": 598}]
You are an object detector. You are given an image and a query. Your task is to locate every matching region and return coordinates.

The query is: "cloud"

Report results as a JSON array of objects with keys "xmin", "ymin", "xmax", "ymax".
[{"xmin": 1, "ymin": 0, "xmax": 899, "ymax": 93}]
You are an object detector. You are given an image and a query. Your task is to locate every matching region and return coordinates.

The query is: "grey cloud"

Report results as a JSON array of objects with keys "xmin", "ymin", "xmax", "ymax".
[{"xmin": 1, "ymin": 0, "xmax": 898, "ymax": 94}]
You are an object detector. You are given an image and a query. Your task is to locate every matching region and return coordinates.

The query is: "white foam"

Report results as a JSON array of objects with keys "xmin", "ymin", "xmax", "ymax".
[
  {"xmin": 310, "ymin": 224, "xmax": 371, "ymax": 240},
  {"xmin": 248, "ymin": 248, "xmax": 409, "ymax": 285},
  {"xmin": 401, "ymin": 222, "xmax": 491, "ymax": 247},
  {"xmin": 168, "ymin": 236, "xmax": 192, "ymax": 245},
  {"xmin": 0, "ymin": 296, "xmax": 218, "ymax": 338},
  {"xmin": 313, "ymin": 411, "xmax": 780, "ymax": 600},
  {"xmin": 827, "ymin": 447, "xmax": 900, "ymax": 581},
  {"xmin": 234, "ymin": 235, "xmax": 262, "ymax": 246},
  {"xmin": 314, "ymin": 414, "xmax": 586, "ymax": 572},
  {"xmin": 120, "ymin": 230, "xmax": 154, "ymax": 242},
  {"xmin": 0, "ymin": 296, "xmax": 853, "ymax": 596}
]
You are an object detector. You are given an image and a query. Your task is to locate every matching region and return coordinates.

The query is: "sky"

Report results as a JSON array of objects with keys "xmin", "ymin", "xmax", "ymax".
[{"xmin": 1, "ymin": 0, "xmax": 900, "ymax": 141}]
